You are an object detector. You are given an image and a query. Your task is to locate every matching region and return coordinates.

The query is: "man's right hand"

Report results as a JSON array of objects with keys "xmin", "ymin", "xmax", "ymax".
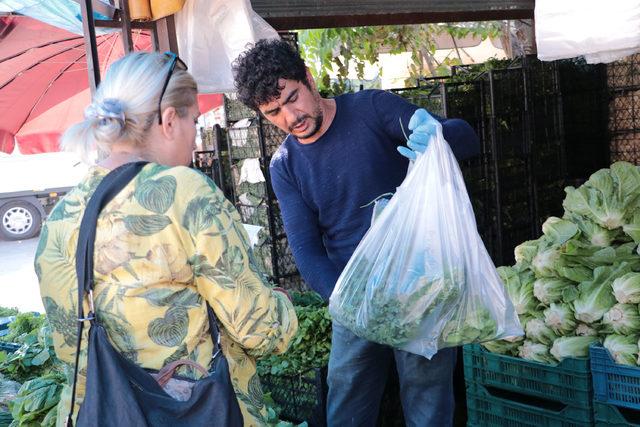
[{"xmin": 397, "ymin": 109, "xmax": 438, "ymax": 161}]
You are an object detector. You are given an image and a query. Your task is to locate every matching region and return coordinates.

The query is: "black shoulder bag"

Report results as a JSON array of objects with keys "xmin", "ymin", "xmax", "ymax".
[{"xmin": 67, "ymin": 162, "xmax": 243, "ymax": 427}]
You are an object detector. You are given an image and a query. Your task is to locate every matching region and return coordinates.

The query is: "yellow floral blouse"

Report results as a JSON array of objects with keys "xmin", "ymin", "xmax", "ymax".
[{"xmin": 34, "ymin": 163, "xmax": 298, "ymax": 427}]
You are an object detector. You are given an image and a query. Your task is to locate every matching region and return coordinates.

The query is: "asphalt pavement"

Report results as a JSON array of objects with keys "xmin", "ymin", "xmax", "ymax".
[{"xmin": 0, "ymin": 237, "xmax": 43, "ymax": 313}]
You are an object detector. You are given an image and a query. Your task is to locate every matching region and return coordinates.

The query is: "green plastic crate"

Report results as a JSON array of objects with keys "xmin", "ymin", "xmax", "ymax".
[
  {"xmin": 466, "ymin": 382, "xmax": 594, "ymax": 427},
  {"xmin": 591, "ymin": 344, "xmax": 640, "ymax": 410},
  {"xmin": 0, "ymin": 411, "xmax": 12, "ymax": 427},
  {"xmin": 463, "ymin": 344, "xmax": 592, "ymax": 408},
  {"xmin": 594, "ymin": 401, "xmax": 640, "ymax": 426}
]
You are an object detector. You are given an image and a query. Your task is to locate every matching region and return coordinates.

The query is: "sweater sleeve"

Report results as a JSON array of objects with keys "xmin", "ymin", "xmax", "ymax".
[
  {"xmin": 370, "ymin": 90, "xmax": 481, "ymax": 161},
  {"xmin": 177, "ymin": 168, "xmax": 298, "ymax": 358},
  {"xmin": 269, "ymin": 157, "xmax": 342, "ymax": 300}
]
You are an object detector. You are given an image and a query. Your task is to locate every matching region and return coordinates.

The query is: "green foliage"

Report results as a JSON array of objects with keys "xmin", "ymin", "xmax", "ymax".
[
  {"xmin": 332, "ymin": 262, "xmax": 462, "ymax": 348},
  {"xmin": 439, "ymin": 304, "xmax": 497, "ymax": 347},
  {"xmin": 298, "ymin": 22, "xmax": 503, "ymax": 92},
  {"xmin": 485, "ymin": 162, "xmax": 640, "ymax": 365},
  {"xmin": 257, "ymin": 292, "xmax": 331, "ymax": 376},
  {"xmin": 550, "ymin": 336, "xmax": 599, "ymax": 361},
  {"xmin": 9, "ymin": 373, "xmax": 64, "ymax": 427},
  {"xmin": 0, "ymin": 320, "xmax": 62, "ymax": 383},
  {"xmin": 1, "ymin": 314, "xmax": 44, "ymax": 344},
  {"xmin": 564, "ymin": 162, "xmax": 640, "ymax": 231},
  {"xmin": 603, "ymin": 334, "xmax": 640, "ymax": 366}
]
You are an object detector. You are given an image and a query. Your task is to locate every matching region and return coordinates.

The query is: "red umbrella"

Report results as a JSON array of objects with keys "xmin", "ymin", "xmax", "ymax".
[{"xmin": 0, "ymin": 15, "xmax": 222, "ymax": 155}]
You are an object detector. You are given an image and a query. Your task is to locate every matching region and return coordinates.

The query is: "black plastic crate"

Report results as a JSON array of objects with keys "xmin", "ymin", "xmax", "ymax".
[
  {"xmin": 253, "ymin": 234, "xmax": 299, "ymax": 280},
  {"xmin": 390, "ymin": 58, "xmax": 568, "ymax": 266},
  {"xmin": 609, "ymin": 88, "xmax": 640, "ymax": 134},
  {"xmin": 276, "ymin": 273, "xmax": 307, "ymax": 291},
  {"xmin": 389, "ymin": 84, "xmax": 445, "ymax": 116},
  {"xmin": 260, "ymin": 367, "xmax": 327, "ymax": 427},
  {"xmin": 228, "ymin": 122, "xmax": 262, "ymax": 159},
  {"xmin": 224, "ymin": 94, "xmax": 256, "ymax": 123},
  {"xmin": 260, "ymin": 120, "xmax": 288, "ymax": 158},
  {"xmin": 193, "ymin": 150, "xmax": 228, "ymax": 194},
  {"xmin": 607, "ymin": 54, "xmax": 640, "ymax": 92},
  {"xmin": 606, "ymin": 54, "xmax": 640, "ymax": 165},
  {"xmin": 227, "ymin": 119, "xmax": 286, "ymax": 160},
  {"xmin": 610, "ymin": 131, "xmax": 640, "ymax": 164},
  {"xmin": 559, "ymin": 59, "xmax": 610, "ymax": 177}
]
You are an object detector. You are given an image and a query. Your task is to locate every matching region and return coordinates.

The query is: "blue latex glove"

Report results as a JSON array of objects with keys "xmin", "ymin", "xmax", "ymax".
[{"xmin": 397, "ymin": 109, "xmax": 438, "ymax": 161}]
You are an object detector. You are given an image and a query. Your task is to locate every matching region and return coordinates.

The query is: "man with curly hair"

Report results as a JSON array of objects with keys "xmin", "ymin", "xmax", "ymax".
[{"xmin": 233, "ymin": 38, "xmax": 480, "ymax": 426}]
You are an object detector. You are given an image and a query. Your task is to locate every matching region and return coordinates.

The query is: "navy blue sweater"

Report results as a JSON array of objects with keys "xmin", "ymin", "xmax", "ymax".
[{"xmin": 269, "ymin": 90, "xmax": 480, "ymax": 299}]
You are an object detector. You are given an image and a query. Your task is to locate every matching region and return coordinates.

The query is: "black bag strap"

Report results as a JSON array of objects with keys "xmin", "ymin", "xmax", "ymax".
[{"xmin": 67, "ymin": 161, "xmax": 147, "ymax": 427}]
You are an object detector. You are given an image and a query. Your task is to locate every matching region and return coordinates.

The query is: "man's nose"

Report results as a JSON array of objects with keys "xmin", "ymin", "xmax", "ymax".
[{"xmin": 282, "ymin": 104, "xmax": 298, "ymax": 123}]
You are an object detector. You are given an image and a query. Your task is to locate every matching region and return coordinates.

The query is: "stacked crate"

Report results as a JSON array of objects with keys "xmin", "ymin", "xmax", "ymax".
[
  {"xmin": 608, "ymin": 54, "xmax": 640, "ymax": 164},
  {"xmin": 224, "ymin": 94, "xmax": 303, "ymax": 289},
  {"xmin": 591, "ymin": 345, "xmax": 640, "ymax": 426},
  {"xmin": 465, "ymin": 344, "xmax": 594, "ymax": 426},
  {"xmin": 391, "ymin": 57, "xmax": 574, "ymax": 266}
]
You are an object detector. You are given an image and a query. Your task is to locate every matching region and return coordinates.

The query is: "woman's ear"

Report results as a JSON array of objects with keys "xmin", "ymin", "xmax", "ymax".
[{"xmin": 160, "ymin": 106, "xmax": 178, "ymax": 138}]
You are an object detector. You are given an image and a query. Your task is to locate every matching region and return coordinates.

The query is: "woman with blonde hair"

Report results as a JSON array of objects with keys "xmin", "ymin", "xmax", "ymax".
[{"xmin": 35, "ymin": 51, "xmax": 297, "ymax": 426}]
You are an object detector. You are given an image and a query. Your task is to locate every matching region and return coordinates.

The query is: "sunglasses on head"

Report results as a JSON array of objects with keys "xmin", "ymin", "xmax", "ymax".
[{"xmin": 157, "ymin": 51, "xmax": 188, "ymax": 125}]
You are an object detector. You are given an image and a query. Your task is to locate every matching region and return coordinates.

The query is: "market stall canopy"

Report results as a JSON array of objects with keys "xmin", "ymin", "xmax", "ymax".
[
  {"xmin": 0, "ymin": 15, "xmax": 221, "ymax": 154},
  {"xmin": 250, "ymin": 0, "xmax": 535, "ymax": 30},
  {"xmin": 0, "ymin": 0, "xmax": 116, "ymax": 35},
  {"xmin": 535, "ymin": 0, "xmax": 640, "ymax": 64}
]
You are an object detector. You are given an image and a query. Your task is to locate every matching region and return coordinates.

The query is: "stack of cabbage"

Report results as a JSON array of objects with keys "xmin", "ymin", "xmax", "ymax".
[{"xmin": 485, "ymin": 162, "xmax": 640, "ymax": 365}]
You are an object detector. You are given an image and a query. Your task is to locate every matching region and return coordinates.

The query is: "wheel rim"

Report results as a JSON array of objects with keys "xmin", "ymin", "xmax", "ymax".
[{"xmin": 2, "ymin": 206, "xmax": 33, "ymax": 236}]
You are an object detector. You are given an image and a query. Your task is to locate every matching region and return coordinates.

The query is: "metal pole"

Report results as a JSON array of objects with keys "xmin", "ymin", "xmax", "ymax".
[
  {"xmin": 151, "ymin": 22, "xmax": 160, "ymax": 51},
  {"xmin": 120, "ymin": 0, "xmax": 133, "ymax": 53},
  {"xmin": 522, "ymin": 64, "xmax": 538, "ymax": 237},
  {"xmin": 80, "ymin": 0, "xmax": 101, "ymax": 94},
  {"xmin": 488, "ymin": 70, "xmax": 503, "ymax": 266},
  {"xmin": 440, "ymin": 81, "xmax": 448, "ymax": 118},
  {"xmin": 213, "ymin": 124, "xmax": 227, "ymax": 196}
]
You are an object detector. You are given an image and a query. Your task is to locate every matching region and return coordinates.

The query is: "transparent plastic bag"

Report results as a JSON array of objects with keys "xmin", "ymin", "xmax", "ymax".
[
  {"xmin": 328, "ymin": 122, "xmax": 523, "ymax": 359},
  {"xmin": 175, "ymin": 0, "xmax": 279, "ymax": 93}
]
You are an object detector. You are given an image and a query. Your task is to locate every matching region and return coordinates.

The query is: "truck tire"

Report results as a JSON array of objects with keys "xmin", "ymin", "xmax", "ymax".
[{"xmin": 0, "ymin": 200, "xmax": 42, "ymax": 241}]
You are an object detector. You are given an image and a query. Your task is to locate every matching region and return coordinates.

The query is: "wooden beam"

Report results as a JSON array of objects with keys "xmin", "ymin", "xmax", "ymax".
[
  {"xmin": 80, "ymin": 0, "xmax": 100, "ymax": 94},
  {"xmin": 155, "ymin": 15, "xmax": 179, "ymax": 54},
  {"xmin": 95, "ymin": 19, "xmax": 154, "ymax": 30},
  {"xmin": 251, "ymin": 0, "xmax": 535, "ymax": 30}
]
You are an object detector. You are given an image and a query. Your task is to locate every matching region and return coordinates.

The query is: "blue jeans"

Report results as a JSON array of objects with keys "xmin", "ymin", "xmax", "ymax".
[{"xmin": 326, "ymin": 321, "xmax": 457, "ymax": 427}]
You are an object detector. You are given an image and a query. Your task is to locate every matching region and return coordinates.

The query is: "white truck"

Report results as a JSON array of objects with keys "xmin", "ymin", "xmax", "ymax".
[{"xmin": 0, "ymin": 152, "xmax": 88, "ymax": 240}]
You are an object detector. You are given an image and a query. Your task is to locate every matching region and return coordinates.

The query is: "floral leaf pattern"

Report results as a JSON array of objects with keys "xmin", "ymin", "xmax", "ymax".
[
  {"xmin": 124, "ymin": 214, "xmax": 171, "ymax": 236},
  {"xmin": 182, "ymin": 197, "xmax": 222, "ymax": 236},
  {"xmin": 134, "ymin": 175, "xmax": 177, "ymax": 214},
  {"xmin": 35, "ymin": 164, "xmax": 298, "ymax": 425},
  {"xmin": 148, "ymin": 306, "xmax": 189, "ymax": 347}
]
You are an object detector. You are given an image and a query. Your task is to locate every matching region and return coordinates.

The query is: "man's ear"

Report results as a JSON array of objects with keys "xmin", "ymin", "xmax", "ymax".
[
  {"xmin": 305, "ymin": 67, "xmax": 317, "ymax": 91},
  {"xmin": 160, "ymin": 106, "xmax": 178, "ymax": 138}
]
